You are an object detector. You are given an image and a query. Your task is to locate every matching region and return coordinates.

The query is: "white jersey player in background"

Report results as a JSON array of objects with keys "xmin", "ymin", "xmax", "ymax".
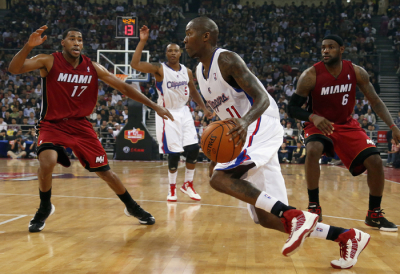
[
  {"xmin": 184, "ymin": 17, "xmax": 370, "ymax": 269},
  {"xmin": 131, "ymin": 25, "xmax": 212, "ymax": 202}
]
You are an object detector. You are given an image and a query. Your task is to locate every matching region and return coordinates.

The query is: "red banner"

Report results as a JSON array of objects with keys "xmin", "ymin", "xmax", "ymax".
[{"xmin": 377, "ymin": 131, "xmax": 387, "ymax": 143}]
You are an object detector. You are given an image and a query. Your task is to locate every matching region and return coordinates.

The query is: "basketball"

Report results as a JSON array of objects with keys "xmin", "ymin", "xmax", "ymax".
[{"xmin": 201, "ymin": 120, "xmax": 244, "ymax": 163}]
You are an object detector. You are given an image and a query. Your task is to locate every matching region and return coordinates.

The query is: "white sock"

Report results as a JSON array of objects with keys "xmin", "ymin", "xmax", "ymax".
[
  {"xmin": 309, "ymin": 223, "xmax": 330, "ymax": 240},
  {"xmin": 168, "ymin": 170, "xmax": 177, "ymax": 185},
  {"xmin": 255, "ymin": 191, "xmax": 279, "ymax": 213},
  {"xmin": 184, "ymin": 168, "xmax": 195, "ymax": 182}
]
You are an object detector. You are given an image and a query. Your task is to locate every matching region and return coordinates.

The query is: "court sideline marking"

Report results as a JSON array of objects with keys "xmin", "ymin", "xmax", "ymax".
[{"xmin": 0, "ymin": 193, "xmax": 398, "ymax": 227}]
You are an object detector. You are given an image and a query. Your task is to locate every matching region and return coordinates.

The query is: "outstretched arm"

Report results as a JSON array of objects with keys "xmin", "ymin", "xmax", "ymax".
[
  {"xmin": 130, "ymin": 25, "xmax": 163, "ymax": 80},
  {"xmin": 8, "ymin": 25, "xmax": 52, "ymax": 75},
  {"xmin": 93, "ymin": 61, "xmax": 174, "ymax": 121},
  {"xmin": 187, "ymin": 68, "xmax": 212, "ymax": 118},
  {"xmin": 354, "ymin": 64, "xmax": 400, "ymax": 144}
]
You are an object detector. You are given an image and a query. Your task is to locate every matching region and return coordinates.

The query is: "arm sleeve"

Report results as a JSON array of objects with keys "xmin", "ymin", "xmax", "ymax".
[{"xmin": 287, "ymin": 93, "xmax": 313, "ymax": 121}]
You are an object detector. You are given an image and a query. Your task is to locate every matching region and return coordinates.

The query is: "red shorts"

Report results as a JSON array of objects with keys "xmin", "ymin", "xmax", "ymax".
[
  {"xmin": 304, "ymin": 118, "xmax": 379, "ymax": 176},
  {"xmin": 37, "ymin": 118, "xmax": 110, "ymax": 172}
]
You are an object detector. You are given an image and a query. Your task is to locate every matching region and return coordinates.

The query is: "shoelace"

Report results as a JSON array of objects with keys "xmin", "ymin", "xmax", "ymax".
[
  {"xmin": 187, "ymin": 182, "xmax": 197, "ymax": 193},
  {"xmin": 371, "ymin": 209, "xmax": 385, "ymax": 218},
  {"xmin": 339, "ymin": 240, "xmax": 351, "ymax": 261}
]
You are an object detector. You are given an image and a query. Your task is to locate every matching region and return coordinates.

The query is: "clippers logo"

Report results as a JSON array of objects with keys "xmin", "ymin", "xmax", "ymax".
[
  {"xmin": 207, "ymin": 93, "xmax": 230, "ymax": 112},
  {"xmin": 124, "ymin": 128, "xmax": 145, "ymax": 143}
]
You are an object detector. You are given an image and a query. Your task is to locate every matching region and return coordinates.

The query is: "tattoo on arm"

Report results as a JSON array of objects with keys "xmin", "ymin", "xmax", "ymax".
[
  {"xmin": 151, "ymin": 62, "xmax": 162, "ymax": 68},
  {"xmin": 295, "ymin": 67, "xmax": 315, "ymax": 97}
]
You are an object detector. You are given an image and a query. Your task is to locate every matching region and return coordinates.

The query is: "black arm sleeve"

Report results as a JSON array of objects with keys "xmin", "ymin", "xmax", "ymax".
[{"xmin": 287, "ymin": 93, "xmax": 313, "ymax": 121}]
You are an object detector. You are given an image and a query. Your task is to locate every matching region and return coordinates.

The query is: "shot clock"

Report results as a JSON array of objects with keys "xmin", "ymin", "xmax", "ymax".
[{"xmin": 116, "ymin": 16, "xmax": 138, "ymax": 38}]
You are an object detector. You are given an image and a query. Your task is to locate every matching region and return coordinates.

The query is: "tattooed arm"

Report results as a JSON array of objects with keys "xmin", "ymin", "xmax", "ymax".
[
  {"xmin": 218, "ymin": 51, "xmax": 269, "ymax": 146},
  {"xmin": 354, "ymin": 64, "xmax": 400, "ymax": 144}
]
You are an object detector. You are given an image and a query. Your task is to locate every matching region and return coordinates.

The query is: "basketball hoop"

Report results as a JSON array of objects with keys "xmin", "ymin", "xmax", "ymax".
[{"xmin": 115, "ymin": 74, "xmax": 129, "ymax": 82}]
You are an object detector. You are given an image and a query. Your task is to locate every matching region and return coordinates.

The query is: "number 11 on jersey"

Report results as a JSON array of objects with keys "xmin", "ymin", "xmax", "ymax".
[{"xmin": 226, "ymin": 105, "xmax": 241, "ymax": 118}]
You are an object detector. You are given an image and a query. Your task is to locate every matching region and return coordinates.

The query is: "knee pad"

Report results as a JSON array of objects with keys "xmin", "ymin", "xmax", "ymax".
[
  {"xmin": 168, "ymin": 153, "xmax": 180, "ymax": 171},
  {"xmin": 184, "ymin": 144, "xmax": 199, "ymax": 164}
]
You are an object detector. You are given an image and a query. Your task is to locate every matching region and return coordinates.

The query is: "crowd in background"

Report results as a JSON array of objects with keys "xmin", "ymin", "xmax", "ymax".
[{"xmin": 0, "ymin": 0, "xmax": 391, "ymax": 161}]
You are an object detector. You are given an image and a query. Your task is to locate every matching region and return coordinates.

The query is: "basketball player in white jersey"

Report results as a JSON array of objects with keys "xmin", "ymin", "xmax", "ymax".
[
  {"xmin": 184, "ymin": 17, "xmax": 370, "ymax": 268},
  {"xmin": 131, "ymin": 25, "xmax": 212, "ymax": 202}
]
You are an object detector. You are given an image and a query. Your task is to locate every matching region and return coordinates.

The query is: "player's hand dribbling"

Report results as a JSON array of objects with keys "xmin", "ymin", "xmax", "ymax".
[
  {"xmin": 139, "ymin": 25, "xmax": 150, "ymax": 41},
  {"xmin": 310, "ymin": 114, "xmax": 334, "ymax": 135},
  {"xmin": 226, "ymin": 118, "xmax": 248, "ymax": 147},
  {"xmin": 155, "ymin": 106, "xmax": 174, "ymax": 121},
  {"xmin": 28, "ymin": 25, "xmax": 48, "ymax": 47},
  {"xmin": 391, "ymin": 126, "xmax": 400, "ymax": 145}
]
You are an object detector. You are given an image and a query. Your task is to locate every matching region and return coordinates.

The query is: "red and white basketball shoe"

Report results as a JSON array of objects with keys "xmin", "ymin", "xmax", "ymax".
[
  {"xmin": 167, "ymin": 184, "xmax": 177, "ymax": 202},
  {"xmin": 180, "ymin": 181, "xmax": 201, "ymax": 201},
  {"xmin": 331, "ymin": 228, "xmax": 370, "ymax": 269},
  {"xmin": 281, "ymin": 209, "xmax": 319, "ymax": 256}
]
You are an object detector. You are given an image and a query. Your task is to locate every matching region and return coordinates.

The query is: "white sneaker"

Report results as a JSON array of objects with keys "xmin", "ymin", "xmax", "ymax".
[
  {"xmin": 180, "ymin": 181, "xmax": 201, "ymax": 201},
  {"xmin": 331, "ymin": 228, "xmax": 371, "ymax": 269},
  {"xmin": 167, "ymin": 184, "xmax": 177, "ymax": 202},
  {"xmin": 281, "ymin": 209, "xmax": 319, "ymax": 256}
]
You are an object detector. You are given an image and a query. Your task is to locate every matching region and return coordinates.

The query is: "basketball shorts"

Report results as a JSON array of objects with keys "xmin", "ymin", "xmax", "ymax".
[
  {"xmin": 304, "ymin": 118, "xmax": 379, "ymax": 176},
  {"xmin": 156, "ymin": 106, "xmax": 198, "ymax": 154},
  {"xmin": 214, "ymin": 115, "xmax": 289, "ymax": 224},
  {"xmin": 37, "ymin": 118, "xmax": 110, "ymax": 172}
]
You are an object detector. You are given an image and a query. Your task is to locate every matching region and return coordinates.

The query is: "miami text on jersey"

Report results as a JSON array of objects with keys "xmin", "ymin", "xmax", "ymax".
[
  {"xmin": 57, "ymin": 73, "xmax": 93, "ymax": 84},
  {"xmin": 167, "ymin": 81, "xmax": 188, "ymax": 88},
  {"xmin": 207, "ymin": 93, "xmax": 229, "ymax": 112},
  {"xmin": 321, "ymin": 84, "xmax": 352, "ymax": 95}
]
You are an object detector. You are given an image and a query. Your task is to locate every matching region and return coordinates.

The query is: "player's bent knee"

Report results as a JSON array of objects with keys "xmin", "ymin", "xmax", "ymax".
[
  {"xmin": 209, "ymin": 171, "xmax": 227, "ymax": 192},
  {"xmin": 168, "ymin": 153, "xmax": 180, "ymax": 171},
  {"xmin": 184, "ymin": 144, "xmax": 199, "ymax": 164},
  {"xmin": 365, "ymin": 154, "xmax": 382, "ymax": 169},
  {"xmin": 306, "ymin": 144, "xmax": 324, "ymax": 158}
]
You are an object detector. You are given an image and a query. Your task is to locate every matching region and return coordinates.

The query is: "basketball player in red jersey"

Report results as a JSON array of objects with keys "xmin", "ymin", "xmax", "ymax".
[
  {"xmin": 8, "ymin": 26, "xmax": 174, "ymax": 232},
  {"xmin": 288, "ymin": 35, "xmax": 399, "ymax": 232}
]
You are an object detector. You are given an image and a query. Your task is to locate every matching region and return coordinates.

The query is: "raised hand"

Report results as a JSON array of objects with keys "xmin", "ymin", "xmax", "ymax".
[
  {"xmin": 139, "ymin": 25, "xmax": 150, "ymax": 41},
  {"xmin": 28, "ymin": 25, "xmax": 48, "ymax": 47}
]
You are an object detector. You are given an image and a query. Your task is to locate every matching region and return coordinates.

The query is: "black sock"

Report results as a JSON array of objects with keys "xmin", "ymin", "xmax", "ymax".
[
  {"xmin": 308, "ymin": 188, "xmax": 319, "ymax": 205},
  {"xmin": 326, "ymin": 226, "xmax": 349, "ymax": 241},
  {"xmin": 271, "ymin": 201, "xmax": 296, "ymax": 218},
  {"xmin": 369, "ymin": 195, "xmax": 382, "ymax": 211},
  {"xmin": 39, "ymin": 188, "xmax": 51, "ymax": 208},
  {"xmin": 117, "ymin": 190, "xmax": 136, "ymax": 208}
]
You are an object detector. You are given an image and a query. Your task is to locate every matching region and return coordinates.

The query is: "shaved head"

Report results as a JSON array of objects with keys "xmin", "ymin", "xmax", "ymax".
[
  {"xmin": 188, "ymin": 17, "xmax": 219, "ymax": 46},
  {"xmin": 166, "ymin": 43, "xmax": 180, "ymax": 51}
]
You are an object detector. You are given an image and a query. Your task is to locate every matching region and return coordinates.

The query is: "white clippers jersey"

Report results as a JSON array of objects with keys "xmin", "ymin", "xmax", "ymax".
[
  {"xmin": 156, "ymin": 63, "xmax": 189, "ymax": 109},
  {"xmin": 196, "ymin": 48, "xmax": 279, "ymax": 120}
]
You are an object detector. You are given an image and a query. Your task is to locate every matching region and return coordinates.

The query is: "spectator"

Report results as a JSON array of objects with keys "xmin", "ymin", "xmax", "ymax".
[
  {"xmin": 27, "ymin": 112, "xmax": 36, "ymax": 125},
  {"xmin": 292, "ymin": 142, "xmax": 306, "ymax": 164},
  {"xmin": 7, "ymin": 136, "xmax": 26, "ymax": 159},
  {"xmin": 394, "ymin": 111, "xmax": 400, "ymax": 129},
  {"xmin": 364, "ymin": 108, "xmax": 377, "ymax": 126},
  {"xmin": 24, "ymin": 104, "xmax": 35, "ymax": 118},
  {"xmin": 112, "ymin": 124, "xmax": 121, "ymax": 138},
  {"xmin": 278, "ymin": 142, "xmax": 290, "ymax": 163},
  {"xmin": 386, "ymin": 139, "xmax": 399, "ymax": 167},
  {"xmin": 111, "ymin": 90, "xmax": 122, "ymax": 106},
  {"xmin": 0, "ymin": 129, "xmax": 8, "ymax": 140},
  {"xmin": 0, "ymin": 117, "xmax": 6, "ymax": 131}
]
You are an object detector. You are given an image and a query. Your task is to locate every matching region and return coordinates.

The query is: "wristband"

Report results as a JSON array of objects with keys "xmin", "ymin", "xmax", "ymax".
[
  {"xmin": 390, "ymin": 124, "xmax": 396, "ymax": 129},
  {"xmin": 309, "ymin": 114, "xmax": 315, "ymax": 122}
]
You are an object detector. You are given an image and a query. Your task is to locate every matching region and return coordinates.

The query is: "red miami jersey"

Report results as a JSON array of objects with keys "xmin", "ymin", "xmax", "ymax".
[
  {"xmin": 40, "ymin": 52, "xmax": 98, "ymax": 120},
  {"xmin": 307, "ymin": 60, "xmax": 357, "ymax": 124}
]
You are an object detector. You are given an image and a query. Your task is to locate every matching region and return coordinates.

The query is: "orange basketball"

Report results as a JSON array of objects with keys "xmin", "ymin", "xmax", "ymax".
[{"xmin": 201, "ymin": 120, "xmax": 244, "ymax": 163}]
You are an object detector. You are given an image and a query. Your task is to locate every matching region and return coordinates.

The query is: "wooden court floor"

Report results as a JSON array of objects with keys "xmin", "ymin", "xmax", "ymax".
[{"xmin": 0, "ymin": 159, "xmax": 399, "ymax": 274}]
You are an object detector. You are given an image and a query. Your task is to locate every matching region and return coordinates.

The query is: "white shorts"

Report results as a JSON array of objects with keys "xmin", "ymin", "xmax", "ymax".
[
  {"xmin": 214, "ymin": 115, "xmax": 288, "ymax": 223},
  {"xmin": 156, "ymin": 106, "xmax": 199, "ymax": 154}
]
